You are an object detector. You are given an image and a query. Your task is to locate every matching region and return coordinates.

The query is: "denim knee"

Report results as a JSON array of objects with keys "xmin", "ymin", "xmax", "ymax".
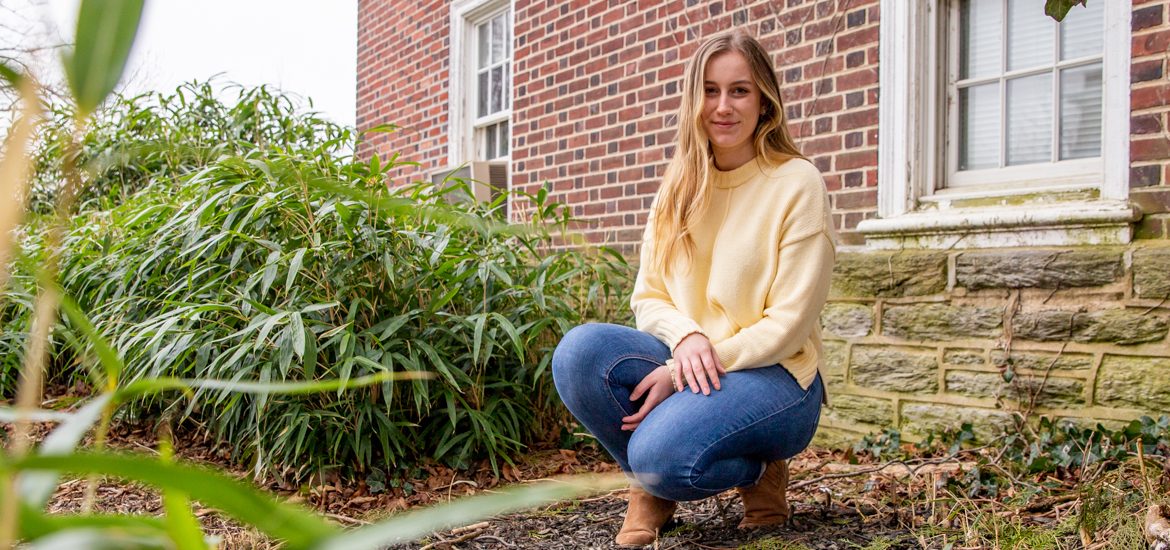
[
  {"xmin": 551, "ymin": 323, "xmax": 608, "ymax": 407},
  {"xmin": 627, "ymin": 433, "xmax": 705, "ymax": 502}
]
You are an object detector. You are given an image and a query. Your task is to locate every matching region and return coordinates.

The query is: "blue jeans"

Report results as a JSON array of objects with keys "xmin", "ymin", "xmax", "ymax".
[{"xmin": 552, "ymin": 323, "xmax": 823, "ymax": 502}]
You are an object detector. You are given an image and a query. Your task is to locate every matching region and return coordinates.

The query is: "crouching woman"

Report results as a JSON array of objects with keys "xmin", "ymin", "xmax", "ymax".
[{"xmin": 551, "ymin": 29, "xmax": 836, "ymax": 547}]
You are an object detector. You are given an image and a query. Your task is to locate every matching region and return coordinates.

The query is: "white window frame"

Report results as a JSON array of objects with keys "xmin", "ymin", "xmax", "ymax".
[
  {"xmin": 860, "ymin": 0, "xmax": 1137, "ymax": 249},
  {"xmin": 448, "ymin": 0, "xmax": 513, "ymax": 169}
]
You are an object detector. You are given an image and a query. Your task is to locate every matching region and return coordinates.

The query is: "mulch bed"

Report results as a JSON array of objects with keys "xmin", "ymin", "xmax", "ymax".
[
  {"xmin": 34, "ymin": 418, "xmax": 925, "ymax": 549},
  {"xmin": 14, "ymin": 385, "xmax": 954, "ymax": 549}
]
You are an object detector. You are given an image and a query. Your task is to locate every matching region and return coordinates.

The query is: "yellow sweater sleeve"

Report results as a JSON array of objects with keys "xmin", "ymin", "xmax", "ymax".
[
  {"xmin": 713, "ymin": 230, "xmax": 835, "ymax": 372},
  {"xmin": 630, "ymin": 212, "xmax": 705, "ymax": 351}
]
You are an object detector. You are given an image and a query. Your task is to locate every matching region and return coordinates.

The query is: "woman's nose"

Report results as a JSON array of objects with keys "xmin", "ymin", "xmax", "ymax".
[{"xmin": 716, "ymin": 94, "xmax": 733, "ymax": 112}]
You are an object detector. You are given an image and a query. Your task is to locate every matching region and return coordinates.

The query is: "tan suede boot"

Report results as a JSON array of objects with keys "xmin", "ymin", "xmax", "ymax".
[
  {"xmin": 615, "ymin": 486, "xmax": 677, "ymax": 547},
  {"xmin": 736, "ymin": 459, "xmax": 791, "ymax": 528}
]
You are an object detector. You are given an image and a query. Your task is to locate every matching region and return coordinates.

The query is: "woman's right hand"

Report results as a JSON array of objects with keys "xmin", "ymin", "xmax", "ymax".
[{"xmin": 672, "ymin": 332, "xmax": 726, "ymax": 395}]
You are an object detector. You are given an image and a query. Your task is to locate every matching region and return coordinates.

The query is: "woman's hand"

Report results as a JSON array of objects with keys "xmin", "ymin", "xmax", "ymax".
[
  {"xmin": 620, "ymin": 366, "xmax": 674, "ymax": 431},
  {"xmin": 672, "ymin": 332, "xmax": 726, "ymax": 395}
]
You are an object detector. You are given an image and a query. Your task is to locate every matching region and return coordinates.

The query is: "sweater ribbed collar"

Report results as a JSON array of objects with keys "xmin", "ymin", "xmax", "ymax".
[{"xmin": 711, "ymin": 156, "xmax": 763, "ymax": 189}]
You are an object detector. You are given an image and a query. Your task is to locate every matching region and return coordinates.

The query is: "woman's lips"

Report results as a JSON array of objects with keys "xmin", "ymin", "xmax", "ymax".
[{"xmin": 712, "ymin": 121, "xmax": 738, "ymax": 129}]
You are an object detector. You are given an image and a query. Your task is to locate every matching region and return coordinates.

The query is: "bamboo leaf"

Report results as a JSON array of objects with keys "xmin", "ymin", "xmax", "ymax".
[
  {"xmin": 285, "ymin": 247, "xmax": 307, "ymax": 288},
  {"xmin": 59, "ymin": 293, "xmax": 123, "ymax": 388},
  {"xmin": 65, "ymin": 0, "xmax": 146, "ymax": 116},
  {"xmin": 290, "ymin": 312, "xmax": 306, "ymax": 359}
]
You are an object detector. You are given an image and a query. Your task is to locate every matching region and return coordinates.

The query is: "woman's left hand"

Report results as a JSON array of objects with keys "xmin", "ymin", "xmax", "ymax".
[{"xmin": 620, "ymin": 365, "xmax": 674, "ymax": 431}]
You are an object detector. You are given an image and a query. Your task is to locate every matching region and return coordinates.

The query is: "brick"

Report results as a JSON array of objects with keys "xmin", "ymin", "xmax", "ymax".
[
  {"xmin": 1132, "ymin": 113, "xmax": 1165, "ymax": 135},
  {"xmin": 1133, "ymin": 29, "xmax": 1170, "ymax": 57},
  {"xmin": 1132, "ymin": 137, "xmax": 1170, "ymax": 162},
  {"xmin": 1131, "ymin": 59, "xmax": 1165, "ymax": 83},
  {"xmin": 1133, "ymin": 4, "xmax": 1165, "ymax": 32},
  {"xmin": 1132, "ymin": 164, "xmax": 1164, "ymax": 187}
]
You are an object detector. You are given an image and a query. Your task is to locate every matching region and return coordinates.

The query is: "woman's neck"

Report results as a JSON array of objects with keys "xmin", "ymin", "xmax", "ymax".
[{"xmin": 711, "ymin": 148, "xmax": 756, "ymax": 171}]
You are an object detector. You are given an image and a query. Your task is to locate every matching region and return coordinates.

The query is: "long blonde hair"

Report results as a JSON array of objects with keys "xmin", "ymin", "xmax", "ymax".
[{"xmin": 650, "ymin": 29, "xmax": 803, "ymax": 273}]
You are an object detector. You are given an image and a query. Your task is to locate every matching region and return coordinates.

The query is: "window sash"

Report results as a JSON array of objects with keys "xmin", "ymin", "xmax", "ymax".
[
  {"xmin": 470, "ymin": 9, "xmax": 511, "ymax": 161},
  {"xmin": 945, "ymin": 0, "xmax": 1104, "ymax": 189}
]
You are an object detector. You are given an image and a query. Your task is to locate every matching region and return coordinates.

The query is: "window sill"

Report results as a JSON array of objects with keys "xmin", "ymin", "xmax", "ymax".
[{"xmin": 856, "ymin": 200, "xmax": 1141, "ymax": 250}]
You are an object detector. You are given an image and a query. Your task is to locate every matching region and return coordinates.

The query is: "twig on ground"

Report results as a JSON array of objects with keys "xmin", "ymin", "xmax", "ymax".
[{"xmin": 323, "ymin": 512, "xmax": 369, "ymax": 526}]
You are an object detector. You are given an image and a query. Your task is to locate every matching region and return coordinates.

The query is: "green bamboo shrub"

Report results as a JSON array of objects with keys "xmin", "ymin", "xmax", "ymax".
[
  {"xmin": 8, "ymin": 85, "xmax": 633, "ymax": 479},
  {"xmin": 29, "ymin": 81, "xmax": 346, "ymax": 214},
  {"xmin": 1, "ymin": 1, "xmax": 626, "ymax": 546}
]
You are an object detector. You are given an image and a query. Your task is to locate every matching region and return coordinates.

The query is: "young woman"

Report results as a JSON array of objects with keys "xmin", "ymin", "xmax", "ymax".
[{"xmin": 551, "ymin": 29, "xmax": 835, "ymax": 547}]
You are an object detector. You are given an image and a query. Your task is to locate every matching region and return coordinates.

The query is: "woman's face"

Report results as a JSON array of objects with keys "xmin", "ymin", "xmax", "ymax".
[{"xmin": 701, "ymin": 51, "xmax": 762, "ymax": 169}]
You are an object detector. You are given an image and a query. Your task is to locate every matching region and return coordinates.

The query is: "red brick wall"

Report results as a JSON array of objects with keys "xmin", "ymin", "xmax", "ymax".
[
  {"xmin": 1131, "ymin": 0, "xmax": 1170, "ymax": 238},
  {"xmin": 508, "ymin": 0, "xmax": 880, "ymax": 250},
  {"xmin": 357, "ymin": 1, "xmax": 1166, "ymax": 250},
  {"xmin": 356, "ymin": 0, "xmax": 450, "ymax": 179},
  {"xmin": 358, "ymin": 0, "xmax": 881, "ymax": 252}
]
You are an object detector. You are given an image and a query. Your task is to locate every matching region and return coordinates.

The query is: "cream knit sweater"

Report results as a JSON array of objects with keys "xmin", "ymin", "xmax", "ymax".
[{"xmin": 630, "ymin": 156, "xmax": 836, "ymax": 390}]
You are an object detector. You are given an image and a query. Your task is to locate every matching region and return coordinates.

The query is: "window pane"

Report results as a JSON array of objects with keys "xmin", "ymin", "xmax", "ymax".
[
  {"xmin": 1060, "ymin": 63, "xmax": 1102, "ymax": 160},
  {"xmin": 961, "ymin": 0, "xmax": 1002, "ymax": 79},
  {"xmin": 491, "ymin": 14, "xmax": 504, "ymax": 64},
  {"xmin": 959, "ymin": 83, "xmax": 1000, "ymax": 170},
  {"xmin": 490, "ymin": 65, "xmax": 503, "ymax": 113},
  {"xmin": 500, "ymin": 121, "xmax": 509, "ymax": 156},
  {"xmin": 488, "ymin": 124, "xmax": 499, "ymax": 159},
  {"xmin": 505, "ymin": 13, "xmax": 511, "ymax": 58},
  {"xmin": 1060, "ymin": 1, "xmax": 1103, "ymax": 60},
  {"xmin": 1007, "ymin": 0, "xmax": 1053, "ymax": 71},
  {"xmin": 1006, "ymin": 73, "xmax": 1053, "ymax": 165},
  {"xmin": 478, "ymin": 22, "xmax": 489, "ymax": 68},
  {"xmin": 478, "ymin": 70, "xmax": 489, "ymax": 117}
]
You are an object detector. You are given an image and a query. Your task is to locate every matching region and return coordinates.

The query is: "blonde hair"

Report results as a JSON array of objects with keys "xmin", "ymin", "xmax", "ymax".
[{"xmin": 649, "ymin": 29, "xmax": 803, "ymax": 274}]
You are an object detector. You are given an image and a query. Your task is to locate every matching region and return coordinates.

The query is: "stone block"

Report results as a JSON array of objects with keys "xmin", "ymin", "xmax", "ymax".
[
  {"xmin": 943, "ymin": 349, "xmax": 985, "ymax": 366},
  {"xmin": 955, "ymin": 249, "xmax": 1122, "ymax": 290},
  {"xmin": 1134, "ymin": 247, "xmax": 1170, "ymax": 299},
  {"xmin": 882, "ymin": 304, "xmax": 1002, "ymax": 341},
  {"xmin": 1011, "ymin": 309, "xmax": 1168, "ymax": 345},
  {"xmin": 831, "ymin": 252, "xmax": 947, "ymax": 298},
  {"xmin": 824, "ymin": 394, "xmax": 896, "ymax": 426},
  {"xmin": 990, "ymin": 350, "xmax": 1093, "ymax": 372},
  {"xmin": 822, "ymin": 303, "xmax": 873, "ymax": 338},
  {"xmin": 850, "ymin": 346, "xmax": 939, "ymax": 393},
  {"xmin": 822, "ymin": 341, "xmax": 848, "ymax": 387},
  {"xmin": 812, "ymin": 425, "xmax": 864, "ymax": 450},
  {"xmin": 945, "ymin": 371, "xmax": 1084, "ymax": 407},
  {"xmin": 900, "ymin": 404, "xmax": 1015, "ymax": 443},
  {"xmin": 1096, "ymin": 355, "xmax": 1170, "ymax": 411}
]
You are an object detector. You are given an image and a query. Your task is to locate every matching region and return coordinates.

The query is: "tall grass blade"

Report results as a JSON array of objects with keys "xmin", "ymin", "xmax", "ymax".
[
  {"xmin": 65, "ymin": 0, "xmax": 146, "ymax": 115},
  {"xmin": 0, "ymin": 77, "xmax": 40, "ymax": 290},
  {"xmin": 310, "ymin": 474, "xmax": 625, "ymax": 550},
  {"xmin": 19, "ymin": 393, "xmax": 114, "ymax": 508},
  {"xmin": 12, "ymin": 453, "xmax": 339, "ymax": 547},
  {"xmin": 116, "ymin": 371, "xmax": 432, "ymax": 401}
]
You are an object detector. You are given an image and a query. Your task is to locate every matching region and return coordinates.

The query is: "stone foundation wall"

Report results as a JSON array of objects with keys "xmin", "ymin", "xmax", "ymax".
[{"xmin": 815, "ymin": 243, "xmax": 1170, "ymax": 447}]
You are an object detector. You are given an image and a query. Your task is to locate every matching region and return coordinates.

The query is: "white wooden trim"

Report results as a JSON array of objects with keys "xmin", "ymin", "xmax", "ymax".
[
  {"xmin": 876, "ymin": 0, "xmax": 913, "ymax": 218},
  {"xmin": 1101, "ymin": 1, "xmax": 1131, "ymax": 200}
]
